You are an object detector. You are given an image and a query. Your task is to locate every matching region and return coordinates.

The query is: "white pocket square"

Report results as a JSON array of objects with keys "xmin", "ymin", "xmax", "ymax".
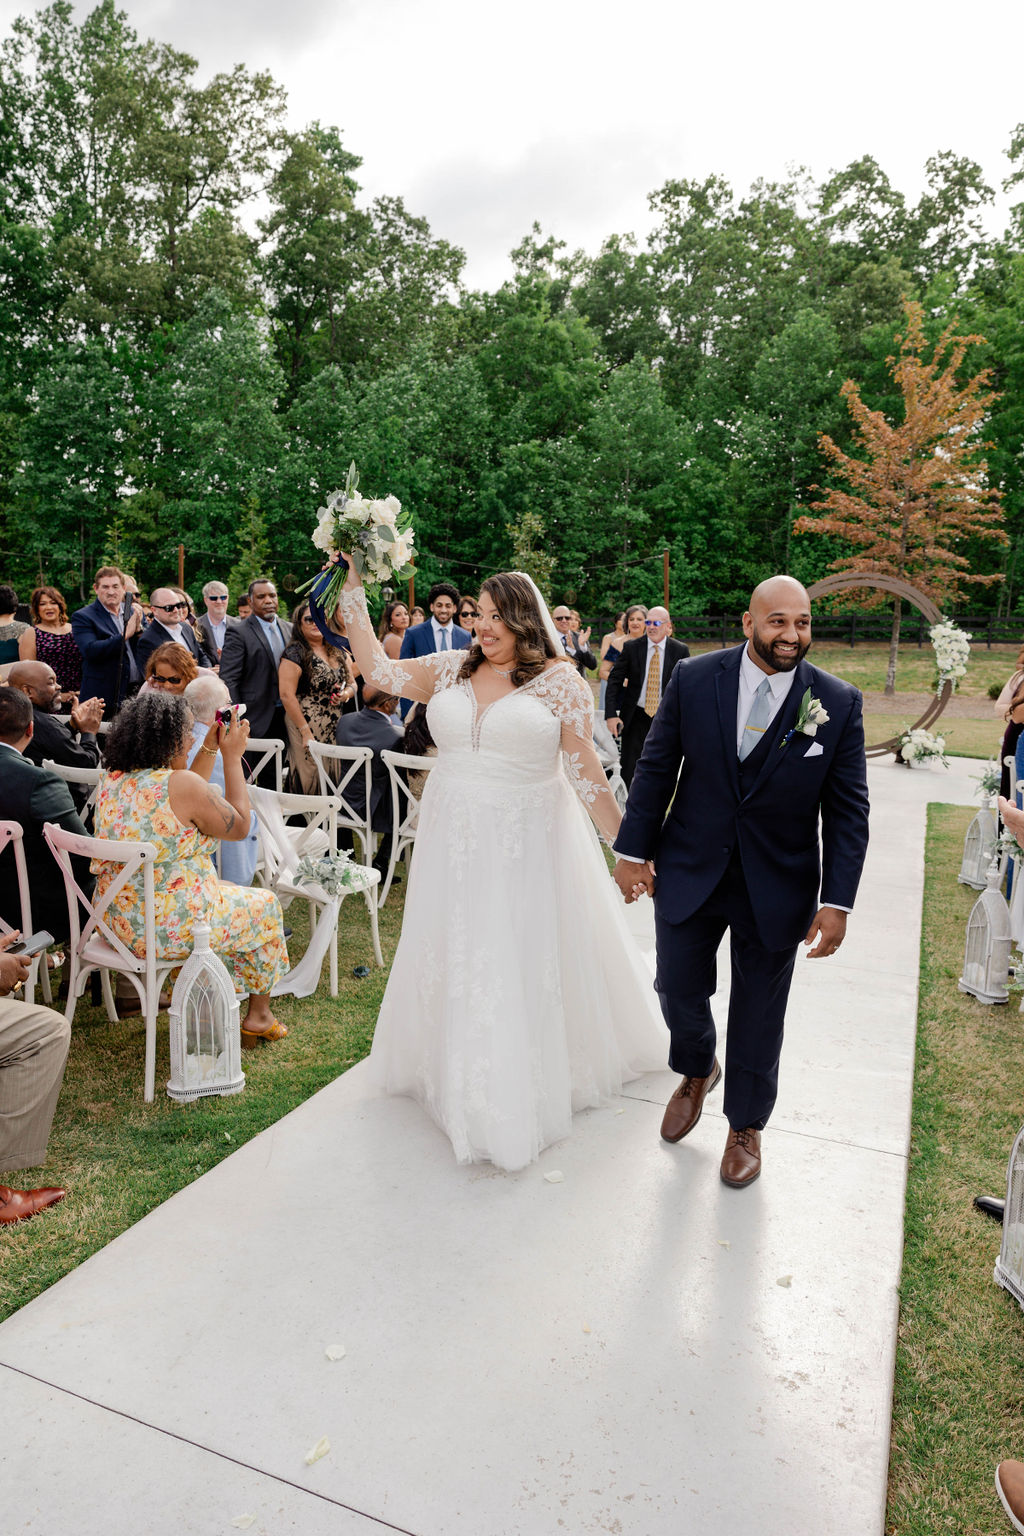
[{"xmin": 803, "ymin": 742, "xmax": 824, "ymax": 758}]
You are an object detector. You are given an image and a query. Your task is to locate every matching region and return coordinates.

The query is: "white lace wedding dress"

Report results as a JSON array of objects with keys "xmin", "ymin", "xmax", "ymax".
[{"xmin": 339, "ymin": 587, "xmax": 668, "ymax": 1172}]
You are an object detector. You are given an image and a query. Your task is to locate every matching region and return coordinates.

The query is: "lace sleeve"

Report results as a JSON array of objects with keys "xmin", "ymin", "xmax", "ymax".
[
  {"xmin": 337, "ymin": 587, "xmax": 464, "ymax": 703},
  {"xmin": 533, "ymin": 663, "xmax": 623, "ymax": 845}
]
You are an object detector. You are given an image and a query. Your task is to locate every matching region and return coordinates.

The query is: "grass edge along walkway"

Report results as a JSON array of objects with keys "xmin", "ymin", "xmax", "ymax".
[{"xmin": 887, "ymin": 804, "xmax": 1024, "ymax": 1535}]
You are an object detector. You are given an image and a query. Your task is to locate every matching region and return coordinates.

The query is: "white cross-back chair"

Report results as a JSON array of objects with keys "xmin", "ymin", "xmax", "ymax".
[
  {"xmin": 44, "ymin": 822, "xmax": 176, "ymax": 1103},
  {"xmin": 42, "ymin": 760, "xmax": 101, "ymax": 817},
  {"xmin": 244, "ymin": 736, "xmax": 285, "ymax": 792},
  {"xmin": 378, "ymin": 750, "xmax": 435, "ymax": 906},
  {"xmin": 0, "ymin": 820, "xmax": 52, "ymax": 1005},
  {"xmin": 249, "ymin": 787, "xmax": 382, "ymax": 984},
  {"xmin": 307, "ymin": 741, "xmax": 376, "ymax": 862}
]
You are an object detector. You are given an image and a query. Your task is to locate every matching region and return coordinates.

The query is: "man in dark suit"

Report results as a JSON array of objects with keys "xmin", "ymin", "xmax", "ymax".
[
  {"xmin": 398, "ymin": 582, "xmax": 470, "ymax": 718},
  {"xmin": 612, "ymin": 576, "xmax": 869, "ymax": 1189},
  {"xmin": 218, "ymin": 577, "xmax": 292, "ymax": 781},
  {"xmin": 605, "ymin": 607, "xmax": 689, "ymax": 787},
  {"xmin": 0, "ymin": 687, "xmax": 93, "ymax": 945},
  {"xmin": 8, "ymin": 662, "xmax": 102, "ymax": 812},
  {"xmin": 334, "ymin": 687, "xmax": 403, "ymax": 873},
  {"xmin": 135, "ymin": 588, "xmax": 215, "ymax": 672},
  {"xmin": 551, "ymin": 604, "xmax": 598, "ymax": 677},
  {"xmin": 71, "ymin": 567, "xmax": 143, "ymax": 716},
  {"xmin": 196, "ymin": 580, "xmax": 236, "ymax": 665}
]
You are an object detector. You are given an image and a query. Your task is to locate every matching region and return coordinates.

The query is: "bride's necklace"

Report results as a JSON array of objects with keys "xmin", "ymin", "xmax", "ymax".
[{"xmin": 486, "ymin": 660, "xmax": 515, "ymax": 678}]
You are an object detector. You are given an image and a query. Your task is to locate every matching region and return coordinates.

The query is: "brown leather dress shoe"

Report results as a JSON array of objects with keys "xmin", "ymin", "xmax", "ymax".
[
  {"xmin": 720, "ymin": 1126, "xmax": 761, "ymax": 1188},
  {"xmin": 0, "ymin": 1184, "xmax": 66, "ymax": 1224},
  {"xmin": 996, "ymin": 1459, "xmax": 1024, "ymax": 1533},
  {"xmin": 660, "ymin": 1059, "xmax": 722, "ymax": 1143}
]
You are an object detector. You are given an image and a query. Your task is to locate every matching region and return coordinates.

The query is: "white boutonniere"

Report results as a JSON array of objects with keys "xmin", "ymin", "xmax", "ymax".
[{"xmin": 780, "ymin": 688, "xmax": 829, "ymax": 749}]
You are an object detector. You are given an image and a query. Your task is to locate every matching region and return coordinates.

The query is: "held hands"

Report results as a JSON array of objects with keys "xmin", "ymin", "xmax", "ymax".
[
  {"xmin": 612, "ymin": 858, "xmax": 655, "ymax": 904},
  {"xmin": 803, "ymin": 906, "xmax": 847, "ymax": 959}
]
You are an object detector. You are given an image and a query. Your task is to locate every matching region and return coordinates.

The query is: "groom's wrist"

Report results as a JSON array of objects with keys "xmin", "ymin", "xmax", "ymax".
[{"xmin": 616, "ymin": 852, "xmax": 647, "ymax": 864}]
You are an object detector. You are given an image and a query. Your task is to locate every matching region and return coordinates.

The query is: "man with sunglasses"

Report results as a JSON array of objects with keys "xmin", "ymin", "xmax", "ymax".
[
  {"xmin": 551, "ymin": 606, "xmax": 598, "ymax": 677},
  {"xmin": 135, "ymin": 587, "xmax": 215, "ymax": 673},
  {"xmin": 197, "ymin": 581, "xmax": 236, "ymax": 664},
  {"xmin": 605, "ymin": 606, "xmax": 689, "ymax": 787}
]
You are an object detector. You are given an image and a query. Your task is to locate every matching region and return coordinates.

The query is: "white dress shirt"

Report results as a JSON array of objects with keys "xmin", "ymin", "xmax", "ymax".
[
  {"xmin": 735, "ymin": 645, "xmax": 797, "ymax": 753},
  {"xmin": 208, "ymin": 617, "xmax": 227, "ymax": 651},
  {"xmin": 431, "ymin": 617, "xmax": 455, "ymax": 651}
]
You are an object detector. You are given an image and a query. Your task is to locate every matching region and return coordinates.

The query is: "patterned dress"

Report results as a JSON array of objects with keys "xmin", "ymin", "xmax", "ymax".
[
  {"xmin": 92, "ymin": 768, "xmax": 288, "ymax": 994},
  {"xmin": 0, "ymin": 620, "xmax": 28, "ymax": 665},
  {"xmin": 34, "ymin": 628, "xmax": 83, "ymax": 694},
  {"xmin": 282, "ymin": 640, "xmax": 350, "ymax": 793}
]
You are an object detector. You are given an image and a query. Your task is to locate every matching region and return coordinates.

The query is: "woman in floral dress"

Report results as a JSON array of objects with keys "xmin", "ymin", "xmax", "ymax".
[
  {"xmin": 280, "ymin": 599, "xmax": 356, "ymax": 792},
  {"xmin": 92, "ymin": 693, "xmax": 290, "ymax": 1046}
]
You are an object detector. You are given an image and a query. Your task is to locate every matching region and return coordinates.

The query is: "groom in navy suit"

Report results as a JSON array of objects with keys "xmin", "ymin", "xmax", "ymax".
[
  {"xmin": 612, "ymin": 576, "xmax": 869, "ymax": 1188},
  {"xmin": 398, "ymin": 581, "xmax": 471, "ymax": 717}
]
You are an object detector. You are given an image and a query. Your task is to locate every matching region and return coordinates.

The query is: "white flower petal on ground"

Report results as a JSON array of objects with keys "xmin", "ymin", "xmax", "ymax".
[
  {"xmin": 230, "ymin": 1518, "xmax": 256, "ymax": 1531},
  {"xmin": 776, "ymin": 1274, "xmax": 793, "ymax": 1288},
  {"xmin": 543, "ymin": 1170, "xmax": 565, "ymax": 1183},
  {"xmin": 325, "ymin": 1344, "xmax": 346, "ymax": 1361},
  {"xmin": 304, "ymin": 1436, "xmax": 331, "ymax": 1466}
]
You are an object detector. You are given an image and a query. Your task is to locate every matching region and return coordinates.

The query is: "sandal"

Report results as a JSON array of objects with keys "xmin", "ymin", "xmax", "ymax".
[{"xmin": 240, "ymin": 1018, "xmax": 289, "ymax": 1049}]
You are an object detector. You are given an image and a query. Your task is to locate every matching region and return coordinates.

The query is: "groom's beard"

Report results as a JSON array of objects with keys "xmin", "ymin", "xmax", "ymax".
[{"xmin": 750, "ymin": 628, "xmax": 811, "ymax": 673}]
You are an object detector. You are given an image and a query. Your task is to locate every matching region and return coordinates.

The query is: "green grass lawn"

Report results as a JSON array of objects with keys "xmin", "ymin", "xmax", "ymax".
[
  {"xmin": 887, "ymin": 805, "xmax": 1024, "ymax": 1534},
  {"xmin": 0, "ymin": 887, "xmax": 403, "ymax": 1322}
]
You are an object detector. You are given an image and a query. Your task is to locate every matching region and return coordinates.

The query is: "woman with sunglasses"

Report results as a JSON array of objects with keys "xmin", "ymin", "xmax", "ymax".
[
  {"xmin": 458, "ymin": 596, "xmax": 479, "ymax": 639},
  {"xmin": 378, "ymin": 600, "xmax": 411, "ymax": 660},
  {"xmin": 280, "ymin": 599, "xmax": 357, "ymax": 793},
  {"xmin": 140, "ymin": 642, "xmax": 199, "ymax": 696}
]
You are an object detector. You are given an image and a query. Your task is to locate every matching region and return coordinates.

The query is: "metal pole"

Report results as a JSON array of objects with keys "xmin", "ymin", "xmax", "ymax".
[{"xmin": 663, "ymin": 548, "xmax": 670, "ymax": 607}]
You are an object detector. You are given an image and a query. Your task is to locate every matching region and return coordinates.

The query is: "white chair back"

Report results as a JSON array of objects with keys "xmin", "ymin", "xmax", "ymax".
[
  {"xmin": 42, "ymin": 759, "xmax": 101, "ymax": 815},
  {"xmin": 0, "ymin": 819, "xmax": 50, "ymax": 1004},
  {"xmin": 244, "ymin": 736, "xmax": 285, "ymax": 792},
  {"xmin": 378, "ymin": 750, "xmax": 436, "ymax": 905},
  {"xmin": 43, "ymin": 822, "xmax": 174, "ymax": 1102},
  {"xmin": 307, "ymin": 741, "xmax": 376, "ymax": 861}
]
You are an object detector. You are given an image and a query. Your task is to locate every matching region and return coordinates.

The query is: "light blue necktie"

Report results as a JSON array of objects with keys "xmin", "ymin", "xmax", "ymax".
[
  {"xmin": 739, "ymin": 677, "xmax": 772, "ymax": 761},
  {"xmin": 439, "ymin": 629, "xmax": 449, "ymax": 651}
]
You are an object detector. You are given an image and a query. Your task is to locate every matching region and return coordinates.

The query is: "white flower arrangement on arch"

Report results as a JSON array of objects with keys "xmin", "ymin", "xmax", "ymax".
[{"xmin": 930, "ymin": 616, "xmax": 971, "ymax": 692}]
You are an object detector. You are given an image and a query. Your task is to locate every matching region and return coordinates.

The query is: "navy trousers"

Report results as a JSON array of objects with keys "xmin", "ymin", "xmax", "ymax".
[{"xmin": 653, "ymin": 852, "xmax": 798, "ymax": 1131}]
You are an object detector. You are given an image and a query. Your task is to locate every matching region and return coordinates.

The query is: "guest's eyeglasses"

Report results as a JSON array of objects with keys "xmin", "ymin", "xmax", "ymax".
[
  {"xmin": 645, "ymin": 619, "xmax": 666, "ymax": 628},
  {"xmin": 207, "ymin": 595, "xmax": 228, "ymax": 603},
  {"xmin": 460, "ymin": 610, "xmax": 477, "ymax": 621},
  {"xmin": 553, "ymin": 614, "xmax": 572, "ymax": 623},
  {"xmin": 154, "ymin": 602, "xmax": 188, "ymax": 613},
  {"xmin": 151, "ymin": 674, "xmax": 182, "ymax": 687}
]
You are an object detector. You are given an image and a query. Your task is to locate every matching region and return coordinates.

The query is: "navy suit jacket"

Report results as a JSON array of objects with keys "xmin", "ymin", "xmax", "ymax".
[
  {"xmin": 136, "ymin": 617, "xmax": 215, "ymax": 672},
  {"xmin": 71, "ymin": 599, "xmax": 138, "ymax": 709},
  {"xmin": 334, "ymin": 707, "xmax": 403, "ymax": 832},
  {"xmin": 614, "ymin": 644, "xmax": 870, "ymax": 950},
  {"xmin": 399, "ymin": 621, "xmax": 471, "ymax": 660}
]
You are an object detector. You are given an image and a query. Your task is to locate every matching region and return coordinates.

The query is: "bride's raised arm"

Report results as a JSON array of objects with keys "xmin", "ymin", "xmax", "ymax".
[
  {"xmin": 336, "ymin": 561, "xmax": 461, "ymax": 704},
  {"xmin": 534, "ymin": 664, "xmax": 623, "ymax": 846}
]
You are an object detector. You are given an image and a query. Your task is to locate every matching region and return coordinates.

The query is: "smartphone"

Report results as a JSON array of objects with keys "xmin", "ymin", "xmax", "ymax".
[
  {"xmin": 8, "ymin": 930, "xmax": 55, "ymax": 956},
  {"xmin": 215, "ymin": 704, "xmax": 247, "ymax": 724}
]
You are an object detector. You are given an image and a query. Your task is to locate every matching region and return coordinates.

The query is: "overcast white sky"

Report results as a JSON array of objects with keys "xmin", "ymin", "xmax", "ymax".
[{"xmin": 3, "ymin": 0, "xmax": 1023, "ymax": 289}]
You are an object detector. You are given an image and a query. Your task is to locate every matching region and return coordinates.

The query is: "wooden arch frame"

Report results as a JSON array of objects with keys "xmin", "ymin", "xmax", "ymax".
[{"xmin": 805, "ymin": 572, "xmax": 950, "ymax": 759}]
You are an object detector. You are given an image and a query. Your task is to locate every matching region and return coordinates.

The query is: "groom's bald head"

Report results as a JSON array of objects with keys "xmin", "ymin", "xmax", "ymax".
[{"xmin": 743, "ymin": 576, "xmax": 812, "ymax": 674}]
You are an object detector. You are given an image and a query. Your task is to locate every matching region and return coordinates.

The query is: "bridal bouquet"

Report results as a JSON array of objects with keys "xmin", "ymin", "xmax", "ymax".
[{"xmin": 298, "ymin": 462, "xmax": 415, "ymax": 607}]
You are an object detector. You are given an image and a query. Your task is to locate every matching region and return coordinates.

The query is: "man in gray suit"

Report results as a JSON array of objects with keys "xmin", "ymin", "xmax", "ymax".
[{"xmin": 196, "ymin": 579, "xmax": 236, "ymax": 664}]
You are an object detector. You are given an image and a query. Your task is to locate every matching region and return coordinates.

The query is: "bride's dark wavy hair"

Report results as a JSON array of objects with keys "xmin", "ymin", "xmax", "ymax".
[{"xmin": 458, "ymin": 572, "xmax": 563, "ymax": 688}]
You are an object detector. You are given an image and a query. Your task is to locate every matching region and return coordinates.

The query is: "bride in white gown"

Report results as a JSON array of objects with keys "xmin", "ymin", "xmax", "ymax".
[{"xmin": 337, "ymin": 563, "xmax": 668, "ymax": 1171}]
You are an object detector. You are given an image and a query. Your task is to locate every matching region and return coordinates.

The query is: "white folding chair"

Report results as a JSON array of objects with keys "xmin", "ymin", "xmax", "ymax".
[
  {"xmin": 0, "ymin": 820, "xmax": 51, "ymax": 1005},
  {"xmin": 379, "ymin": 749, "xmax": 435, "ymax": 906},
  {"xmin": 307, "ymin": 741, "xmax": 376, "ymax": 862},
  {"xmin": 244, "ymin": 736, "xmax": 285, "ymax": 792},
  {"xmin": 249, "ymin": 787, "xmax": 382, "ymax": 985},
  {"xmin": 43, "ymin": 822, "xmax": 177, "ymax": 1103},
  {"xmin": 42, "ymin": 760, "xmax": 101, "ymax": 817}
]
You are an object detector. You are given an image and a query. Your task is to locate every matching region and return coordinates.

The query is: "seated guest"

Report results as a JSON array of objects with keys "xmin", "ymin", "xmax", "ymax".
[
  {"xmin": 403, "ymin": 704, "xmax": 438, "ymax": 801},
  {"xmin": 0, "ymin": 686, "xmax": 93, "ymax": 944},
  {"xmin": 0, "ymin": 586, "xmax": 29, "ymax": 667},
  {"xmin": 136, "ymin": 588, "xmax": 214, "ymax": 671},
  {"xmin": 71, "ymin": 567, "xmax": 143, "ymax": 715},
  {"xmin": 92, "ymin": 694, "xmax": 290, "ymax": 1047},
  {"xmin": 280, "ymin": 600, "xmax": 357, "ymax": 793},
  {"xmin": 335, "ymin": 686, "xmax": 403, "ymax": 874},
  {"xmin": 8, "ymin": 661, "xmax": 102, "ymax": 811},
  {"xmin": 0, "ymin": 932, "xmax": 70, "ymax": 1224},
  {"xmin": 18, "ymin": 586, "xmax": 83, "ymax": 699},
  {"xmin": 140, "ymin": 641, "xmax": 199, "ymax": 697},
  {"xmin": 183, "ymin": 676, "xmax": 259, "ymax": 886}
]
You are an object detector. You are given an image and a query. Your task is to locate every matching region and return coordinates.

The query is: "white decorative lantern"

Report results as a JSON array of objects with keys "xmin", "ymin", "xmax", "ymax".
[
  {"xmin": 995, "ymin": 1123, "xmax": 1024, "ymax": 1310},
  {"xmin": 958, "ymin": 859, "xmax": 1013, "ymax": 1005},
  {"xmin": 167, "ymin": 924, "xmax": 245, "ymax": 1102},
  {"xmin": 959, "ymin": 802, "xmax": 998, "ymax": 889}
]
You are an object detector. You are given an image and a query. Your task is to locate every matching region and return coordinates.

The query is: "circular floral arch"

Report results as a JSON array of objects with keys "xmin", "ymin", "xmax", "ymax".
[{"xmin": 805, "ymin": 572, "xmax": 951, "ymax": 759}]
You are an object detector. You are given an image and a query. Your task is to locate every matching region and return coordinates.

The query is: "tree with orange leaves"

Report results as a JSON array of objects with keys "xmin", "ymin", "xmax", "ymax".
[{"xmin": 794, "ymin": 300, "xmax": 1006, "ymax": 693}]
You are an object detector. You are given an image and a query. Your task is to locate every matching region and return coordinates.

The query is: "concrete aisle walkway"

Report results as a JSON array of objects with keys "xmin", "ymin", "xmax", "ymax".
[{"xmin": 2, "ymin": 759, "xmax": 982, "ymax": 1535}]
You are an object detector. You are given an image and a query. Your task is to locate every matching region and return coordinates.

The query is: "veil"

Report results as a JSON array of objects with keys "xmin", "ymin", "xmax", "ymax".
[{"xmin": 511, "ymin": 571, "xmax": 563, "ymax": 655}]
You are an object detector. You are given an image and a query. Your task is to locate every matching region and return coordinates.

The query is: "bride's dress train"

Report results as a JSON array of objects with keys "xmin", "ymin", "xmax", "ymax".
[{"xmin": 362, "ymin": 654, "xmax": 668, "ymax": 1171}]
